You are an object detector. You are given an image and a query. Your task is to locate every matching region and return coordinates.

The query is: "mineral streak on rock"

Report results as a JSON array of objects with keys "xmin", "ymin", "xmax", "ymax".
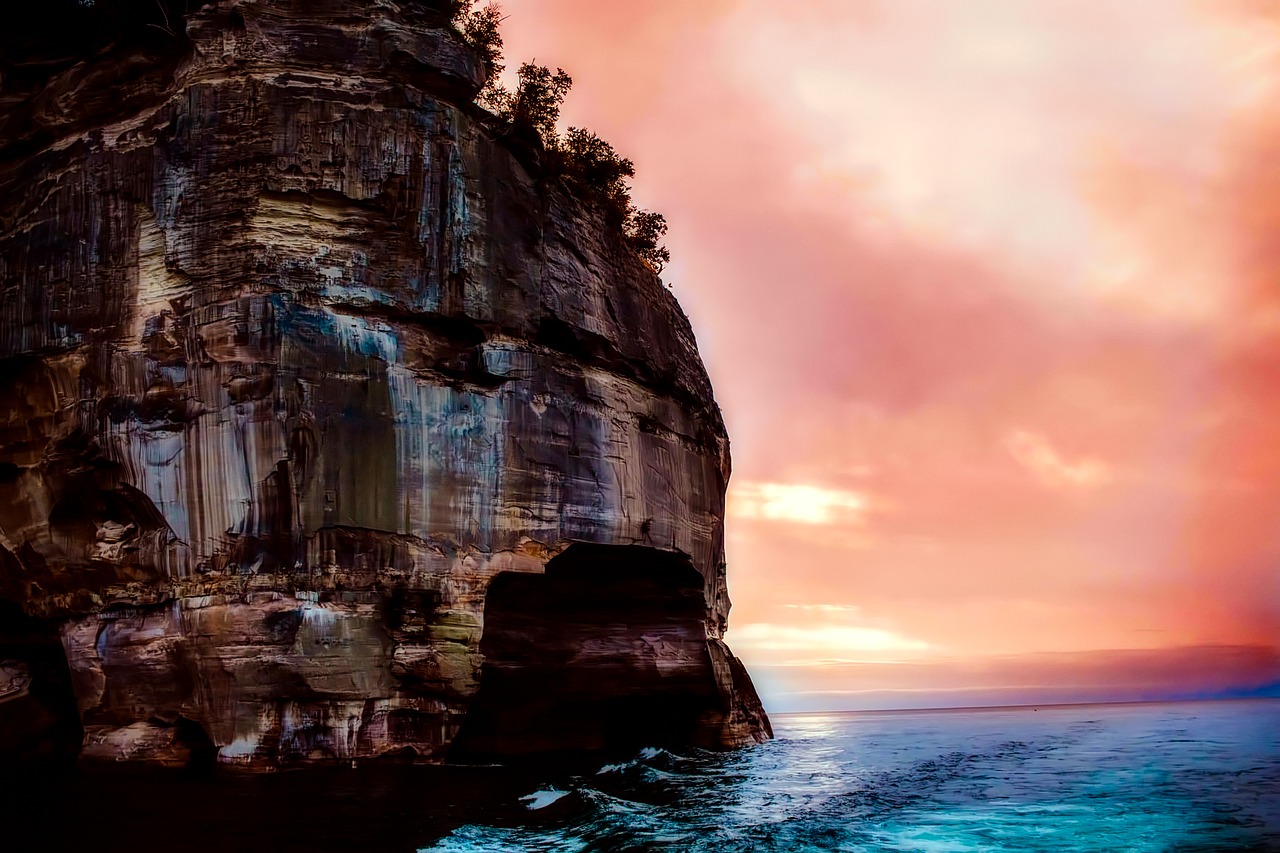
[{"xmin": 0, "ymin": 0, "xmax": 771, "ymax": 769}]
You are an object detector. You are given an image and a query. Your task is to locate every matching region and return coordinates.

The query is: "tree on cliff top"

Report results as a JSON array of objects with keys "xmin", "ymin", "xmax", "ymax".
[
  {"xmin": 451, "ymin": 2, "xmax": 671, "ymax": 274},
  {"xmin": 454, "ymin": 1, "xmax": 505, "ymax": 96},
  {"xmin": 494, "ymin": 63, "xmax": 575, "ymax": 144},
  {"xmin": 559, "ymin": 127, "xmax": 633, "ymax": 212}
]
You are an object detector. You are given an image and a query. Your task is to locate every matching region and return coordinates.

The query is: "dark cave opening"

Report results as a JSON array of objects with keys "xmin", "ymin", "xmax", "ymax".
[
  {"xmin": 0, "ymin": 599, "xmax": 84, "ymax": 774},
  {"xmin": 448, "ymin": 543, "xmax": 720, "ymax": 763}
]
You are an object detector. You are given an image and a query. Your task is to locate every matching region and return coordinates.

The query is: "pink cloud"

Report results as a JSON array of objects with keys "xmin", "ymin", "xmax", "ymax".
[{"xmin": 497, "ymin": 0, "xmax": 1280, "ymax": 707}]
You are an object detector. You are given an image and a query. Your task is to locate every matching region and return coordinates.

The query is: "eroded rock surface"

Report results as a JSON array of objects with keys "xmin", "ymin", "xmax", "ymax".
[{"xmin": 0, "ymin": 0, "xmax": 770, "ymax": 769}]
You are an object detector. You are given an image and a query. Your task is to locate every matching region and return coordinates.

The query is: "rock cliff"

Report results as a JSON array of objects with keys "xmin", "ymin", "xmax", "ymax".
[{"xmin": 0, "ymin": 0, "xmax": 770, "ymax": 769}]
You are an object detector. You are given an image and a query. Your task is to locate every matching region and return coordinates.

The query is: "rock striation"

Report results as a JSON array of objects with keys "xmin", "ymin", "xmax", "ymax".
[{"xmin": 0, "ymin": 0, "xmax": 770, "ymax": 770}]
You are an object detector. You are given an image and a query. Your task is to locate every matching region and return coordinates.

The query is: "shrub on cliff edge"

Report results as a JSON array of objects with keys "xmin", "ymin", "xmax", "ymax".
[{"xmin": 451, "ymin": 2, "xmax": 671, "ymax": 275}]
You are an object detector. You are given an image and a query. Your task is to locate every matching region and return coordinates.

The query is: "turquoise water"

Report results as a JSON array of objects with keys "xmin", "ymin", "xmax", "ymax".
[{"xmin": 423, "ymin": 699, "xmax": 1280, "ymax": 852}]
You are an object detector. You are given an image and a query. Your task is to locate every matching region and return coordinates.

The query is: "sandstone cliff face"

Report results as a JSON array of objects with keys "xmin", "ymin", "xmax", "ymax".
[{"xmin": 0, "ymin": 0, "xmax": 770, "ymax": 769}]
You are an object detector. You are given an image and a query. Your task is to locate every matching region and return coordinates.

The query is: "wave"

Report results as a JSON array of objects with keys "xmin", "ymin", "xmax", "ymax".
[
  {"xmin": 421, "ymin": 702, "xmax": 1280, "ymax": 852},
  {"xmin": 520, "ymin": 789, "xmax": 571, "ymax": 810}
]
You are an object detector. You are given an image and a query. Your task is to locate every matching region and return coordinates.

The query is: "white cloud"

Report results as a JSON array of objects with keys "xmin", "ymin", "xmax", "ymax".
[{"xmin": 729, "ymin": 482, "xmax": 869, "ymax": 525}]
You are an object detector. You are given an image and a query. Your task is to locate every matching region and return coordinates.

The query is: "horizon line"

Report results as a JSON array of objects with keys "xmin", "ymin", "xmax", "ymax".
[{"xmin": 769, "ymin": 694, "xmax": 1280, "ymax": 717}]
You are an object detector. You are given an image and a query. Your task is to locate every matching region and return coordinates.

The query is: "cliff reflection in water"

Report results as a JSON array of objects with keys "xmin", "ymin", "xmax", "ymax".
[{"xmin": 12, "ymin": 763, "xmax": 539, "ymax": 853}]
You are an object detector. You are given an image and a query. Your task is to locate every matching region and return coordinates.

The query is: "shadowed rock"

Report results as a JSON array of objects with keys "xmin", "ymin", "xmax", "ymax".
[{"xmin": 451, "ymin": 544, "xmax": 770, "ymax": 761}]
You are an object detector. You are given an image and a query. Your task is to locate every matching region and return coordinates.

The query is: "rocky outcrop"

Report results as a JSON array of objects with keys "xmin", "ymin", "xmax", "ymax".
[{"xmin": 0, "ymin": 0, "xmax": 770, "ymax": 770}]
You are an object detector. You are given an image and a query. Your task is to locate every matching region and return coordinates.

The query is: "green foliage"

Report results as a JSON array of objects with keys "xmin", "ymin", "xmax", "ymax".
[
  {"xmin": 456, "ymin": 3, "xmax": 505, "ymax": 101},
  {"xmin": 554, "ymin": 129, "xmax": 669, "ymax": 272},
  {"xmin": 472, "ymin": 61, "xmax": 572, "ymax": 145},
  {"xmin": 448, "ymin": 2, "xmax": 670, "ymax": 275},
  {"xmin": 512, "ymin": 63, "xmax": 573, "ymax": 141},
  {"xmin": 558, "ymin": 127, "xmax": 634, "ymax": 210},
  {"xmin": 625, "ymin": 209, "xmax": 671, "ymax": 273}
]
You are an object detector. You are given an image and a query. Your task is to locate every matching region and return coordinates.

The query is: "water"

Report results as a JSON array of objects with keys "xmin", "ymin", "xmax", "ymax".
[
  {"xmin": 11, "ymin": 699, "xmax": 1278, "ymax": 851},
  {"xmin": 425, "ymin": 699, "xmax": 1280, "ymax": 852}
]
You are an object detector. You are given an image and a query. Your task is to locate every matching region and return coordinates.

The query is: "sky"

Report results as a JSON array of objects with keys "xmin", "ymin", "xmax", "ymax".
[{"xmin": 496, "ymin": 0, "xmax": 1280, "ymax": 712}]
